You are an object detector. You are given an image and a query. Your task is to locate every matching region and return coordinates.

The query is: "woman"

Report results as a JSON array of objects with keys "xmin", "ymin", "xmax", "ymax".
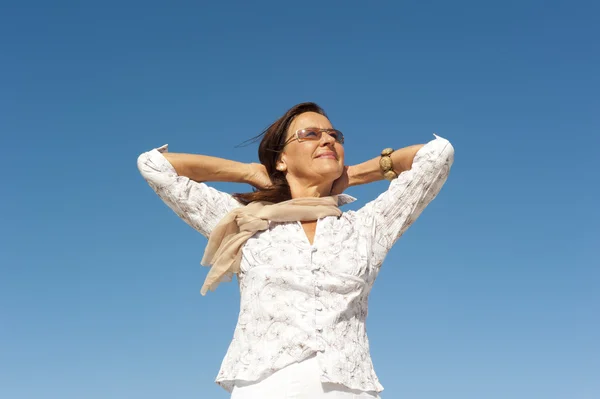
[{"xmin": 137, "ymin": 102, "xmax": 454, "ymax": 398}]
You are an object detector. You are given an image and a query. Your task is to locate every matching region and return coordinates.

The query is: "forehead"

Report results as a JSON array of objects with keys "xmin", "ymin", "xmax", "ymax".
[{"xmin": 288, "ymin": 112, "xmax": 332, "ymax": 133}]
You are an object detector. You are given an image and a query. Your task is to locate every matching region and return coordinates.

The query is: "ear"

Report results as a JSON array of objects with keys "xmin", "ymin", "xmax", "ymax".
[{"xmin": 276, "ymin": 156, "xmax": 287, "ymax": 172}]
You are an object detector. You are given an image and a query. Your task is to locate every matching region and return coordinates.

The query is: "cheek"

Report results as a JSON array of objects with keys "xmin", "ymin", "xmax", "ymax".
[
  {"xmin": 283, "ymin": 145, "xmax": 314, "ymax": 169},
  {"xmin": 338, "ymin": 146, "xmax": 345, "ymax": 164},
  {"xmin": 297, "ymin": 143, "xmax": 319, "ymax": 160}
]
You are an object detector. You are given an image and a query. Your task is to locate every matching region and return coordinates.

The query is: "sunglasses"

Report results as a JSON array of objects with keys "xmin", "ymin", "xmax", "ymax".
[{"xmin": 283, "ymin": 127, "xmax": 345, "ymax": 147}]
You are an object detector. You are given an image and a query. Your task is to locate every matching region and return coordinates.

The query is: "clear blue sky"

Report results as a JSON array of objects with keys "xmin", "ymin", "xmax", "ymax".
[{"xmin": 1, "ymin": 1, "xmax": 598, "ymax": 398}]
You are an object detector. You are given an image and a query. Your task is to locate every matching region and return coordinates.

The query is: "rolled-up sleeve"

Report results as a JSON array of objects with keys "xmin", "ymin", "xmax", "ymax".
[
  {"xmin": 137, "ymin": 145, "xmax": 243, "ymax": 238},
  {"xmin": 358, "ymin": 135, "xmax": 454, "ymax": 252}
]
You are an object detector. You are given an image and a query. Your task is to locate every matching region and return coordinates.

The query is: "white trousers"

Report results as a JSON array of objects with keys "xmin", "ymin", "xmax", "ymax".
[{"xmin": 230, "ymin": 355, "xmax": 381, "ymax": 399}]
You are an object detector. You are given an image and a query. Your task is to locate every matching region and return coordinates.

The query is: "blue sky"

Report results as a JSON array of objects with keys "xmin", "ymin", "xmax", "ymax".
[{"xmin": 1, "ymin": 1, "xmax": 598, "ymax": 398}]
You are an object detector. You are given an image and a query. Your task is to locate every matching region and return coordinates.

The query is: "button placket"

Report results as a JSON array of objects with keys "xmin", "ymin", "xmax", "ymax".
[
  {"xmin": 310, "ymin": 246, "xmax": 320, "ymax": 272},
  {"xmin": 311, "ymin": 245, "xmax": 324, "ymax": 347}
]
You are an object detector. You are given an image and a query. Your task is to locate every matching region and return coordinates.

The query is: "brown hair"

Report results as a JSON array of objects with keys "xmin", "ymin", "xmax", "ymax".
[{"xmin": 233, "ymin": 102, "xmax": 328, "ymax": 205}]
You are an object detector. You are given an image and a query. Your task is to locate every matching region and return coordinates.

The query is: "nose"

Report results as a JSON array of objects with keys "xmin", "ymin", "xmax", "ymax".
[{"xmin": 320, "ymin": 131, "xmax": 336, "ymax": 146}]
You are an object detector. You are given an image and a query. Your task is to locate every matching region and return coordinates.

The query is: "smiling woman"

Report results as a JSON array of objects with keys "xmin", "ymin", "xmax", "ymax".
[
  {"xmin": 233, "ymin": 103, "xmax": 346, "ymax": 205},
  {"xmin": 136, "ymin": 102, "xmax": 455, "ymax": 399},
  {"xmin": 272, "ymin": 110, "xmax": 346, "ymax": 197}
]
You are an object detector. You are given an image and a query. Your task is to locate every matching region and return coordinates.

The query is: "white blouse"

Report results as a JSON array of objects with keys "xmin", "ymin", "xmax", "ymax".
[{"xmin": 137, "ymin": 135, "xmax": 454, "ymax": 394}]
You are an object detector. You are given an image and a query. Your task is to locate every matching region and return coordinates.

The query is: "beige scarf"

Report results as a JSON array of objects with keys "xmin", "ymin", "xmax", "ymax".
[{"xmin": 200, "ymin": 196, "xmax": 343, "ymax": 295}]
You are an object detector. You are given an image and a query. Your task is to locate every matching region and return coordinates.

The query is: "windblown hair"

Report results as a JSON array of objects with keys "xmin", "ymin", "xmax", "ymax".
[{"xmin": 233, "ymin": 102, "xmax": 328, "ymax": 205}]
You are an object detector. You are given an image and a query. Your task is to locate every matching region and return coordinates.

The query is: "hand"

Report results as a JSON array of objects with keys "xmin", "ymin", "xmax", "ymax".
[
  {"xmin": 331, "ymin": 165, "xmax": 351, "ymax": 195},
  {"xmin": 246, "ymin": 163, "xmax": 272, "ymax": 189}
]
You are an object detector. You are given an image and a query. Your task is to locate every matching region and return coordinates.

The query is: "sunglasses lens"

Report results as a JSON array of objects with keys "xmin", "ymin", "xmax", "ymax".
[
  {"xmin": 298, "ymin": 129, "xmax": 320, "ymax": 140},
  {"xmin": 298, "ymin": 129, "xmax": 344, "ymax": 144},
  {"xmin": 329, "ymin": 130, "xmax": 344, "ymax": 144}
]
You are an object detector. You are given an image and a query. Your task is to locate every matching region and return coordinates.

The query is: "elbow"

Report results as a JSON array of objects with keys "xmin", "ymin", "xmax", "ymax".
[
  {"xmin": 136, "ymin": 147, "xmax": 179, "ymax": 187},
  {"xmin": 137, "ymin": 144, "xmax": 170, "ymax": 175},
  {"xmin": 137, "ymin": 152, "xmax": 151, "ymax": 176},
  {"xmin": 444, "ymin": 141, "xmax": 455, "ymax": 166},
  {"xmin": 137, "ymin": 150, "xmax": 164, "ymax": 180},
  {"xmin": 432, "ymin": 135, "xmax": 455, "ymax": 166}
]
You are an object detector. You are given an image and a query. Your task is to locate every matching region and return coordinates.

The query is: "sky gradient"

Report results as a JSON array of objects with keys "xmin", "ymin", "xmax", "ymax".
[{"xmin": 1, "ymin": 1, "xmax": 599, "ymax": 398}]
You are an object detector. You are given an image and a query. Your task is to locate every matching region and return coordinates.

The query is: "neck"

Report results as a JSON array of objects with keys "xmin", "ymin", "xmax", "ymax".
[{"xmin": 287, "ymin": 177, "xmax": 333, "ymax": 199}]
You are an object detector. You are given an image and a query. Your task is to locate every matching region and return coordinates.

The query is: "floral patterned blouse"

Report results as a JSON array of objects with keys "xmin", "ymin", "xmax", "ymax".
[{"xmin": 137, "ymin": 135, "xmax": 454, "ymax": 393}]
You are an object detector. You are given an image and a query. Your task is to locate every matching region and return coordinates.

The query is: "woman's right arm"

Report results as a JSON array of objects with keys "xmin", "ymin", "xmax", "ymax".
[
  {"xmin": 161, "ymin": 152, "xmax": 257, "ymax": 185},
  {"xmin": 137, "ymin": 145, "xmax": 267, "ymax": 238}
]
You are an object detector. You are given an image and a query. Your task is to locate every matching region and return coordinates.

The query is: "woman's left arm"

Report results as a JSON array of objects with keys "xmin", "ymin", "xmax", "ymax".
[
  {"xmin": 346, "ymin": 144, "xmax": 425, "ymax": 187},
  {"xmin": 349, "ymin": 135, "xmax": 455, "ymax": 251}
]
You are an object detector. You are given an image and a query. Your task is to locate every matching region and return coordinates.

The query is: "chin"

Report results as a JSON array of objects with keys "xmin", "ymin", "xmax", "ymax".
[{"xmin": 319, "ymin": 168, "xmax": 343, "ymax": 181}]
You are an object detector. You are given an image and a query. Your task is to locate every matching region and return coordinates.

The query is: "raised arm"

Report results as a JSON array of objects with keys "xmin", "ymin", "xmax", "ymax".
[
  {"xmin": 162, "ymin": 152, "xmax": 270, "ymax": 188},
  {"xmin": 347, "ymin": 144, "xmax": 425, "ymax": 187},
  {"xmin": 137, "ymin": 145, "xmax": 268, "ymax": 238},
  {"xmin": 353, "ymin": 135, "xmax": 454, "ymax": 253}
]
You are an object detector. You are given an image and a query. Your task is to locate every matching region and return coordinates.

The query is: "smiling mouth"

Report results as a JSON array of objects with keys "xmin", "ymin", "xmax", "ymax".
[{"xmin": 316, "ymin": 153, "xmax": 337, "ymax": 160}]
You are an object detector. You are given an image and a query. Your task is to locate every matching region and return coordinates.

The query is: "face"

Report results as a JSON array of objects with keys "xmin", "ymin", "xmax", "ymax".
[{"xmin": 277, "ymin": 112, "xmax": 345, "ymax": 185}]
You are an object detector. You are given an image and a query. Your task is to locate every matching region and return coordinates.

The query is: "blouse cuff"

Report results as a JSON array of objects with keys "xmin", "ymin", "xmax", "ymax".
[{"xmin": 137, "ymin": 144, "xmax": 179, "ymax": 186}]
